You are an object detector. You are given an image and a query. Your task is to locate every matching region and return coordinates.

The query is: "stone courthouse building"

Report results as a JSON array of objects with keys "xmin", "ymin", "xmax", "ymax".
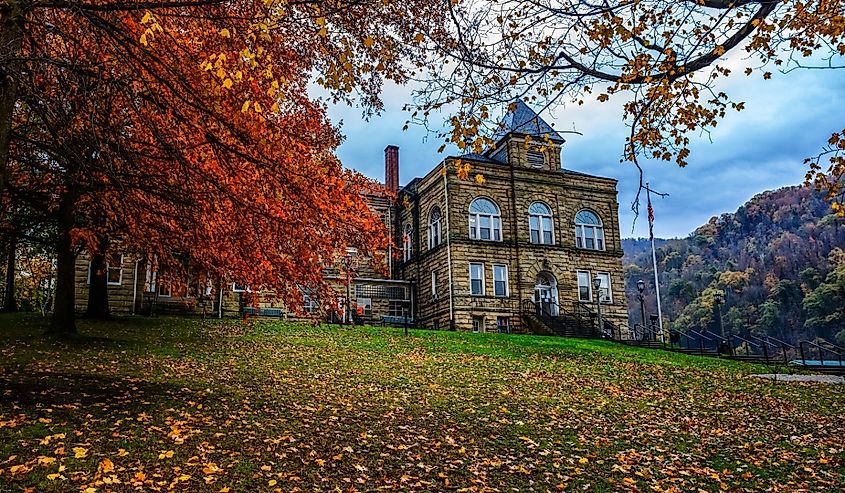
[
  {"xmin": 392, "ymin": 101, "xmax": 628, "ymax": 334},
  {"xmin": 73, "ymin": 102, "xmax": 628, "ymax": 335}
]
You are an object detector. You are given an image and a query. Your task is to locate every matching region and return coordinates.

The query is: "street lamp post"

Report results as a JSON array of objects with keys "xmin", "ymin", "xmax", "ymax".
[
  {"xmin": 714, "ymin": 292, "xmax": 724, "ymax": 338},
  {"xmin": 637, "ymin": 279, "xmax": 646, "ymax": 338},
  {"xmin": 593, "ymin": 275, "xmax": 603, "ymax": 337},
  {"xmin": 343, "ymin": 249, "xmax": 356, "ymax": 326}
]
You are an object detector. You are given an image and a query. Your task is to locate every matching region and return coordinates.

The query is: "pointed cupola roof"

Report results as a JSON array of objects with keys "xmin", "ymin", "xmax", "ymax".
[{"xmin": 494, "ymin": 100, "xmax": 565, "ymax": 144}]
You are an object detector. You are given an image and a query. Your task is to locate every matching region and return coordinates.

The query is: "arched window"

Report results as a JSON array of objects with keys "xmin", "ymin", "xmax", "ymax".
[
  {"xmin": 428, "ymin": 206, "xmax": 442, "ymax": 249},
  {"xmin": 574, "ymin": 210, "xmax": 605, "ymax": 250},
  {"xmin": 469, "ymin": 198, "xmax": 502, "ymax": 241},
  {"xmin": 528, "ymin": 202, "xmax": 554, "ymax": 244},
  {"xmin": 402, "ymin": 224, "xmax": 413, "ymax": 261}
]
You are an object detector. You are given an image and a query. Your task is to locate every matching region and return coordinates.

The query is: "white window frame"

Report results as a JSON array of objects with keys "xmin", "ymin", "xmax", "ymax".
[
  {"xmin": 492, "ymin": 264, "xmax": 509, "ymax": 297},
  {"xmin": 528, "ymin": 202, "xmax": 554, "ymax": 245},
  {"xmin": 303, "ymin": 293, "xmax": 318, "ymax": 314},
  {"xmin": 597, "ymin": 272, "xmax": 613, "ymax": 304},
  {"xmin": 232, "ymin": 282, "xmax": 248, "ymax": 293},
  {"xmin": 145, "ymin": 265, "xmax": 157, "ymax": 293},
  {"xmin": 157, "ymin": 282, "xmax": 172, "ymax": 298},
  {"xmin": 472, "ymin": 316, "xmax": 484, "ymax": 333},
  {"xmin": 106, "ymin": 254, "xmax": 124, "ymax": 286},
  {"xmin": 388, "ymin": 299, "xmax": 406, "ymax": 317},
  {"xmin": 428, "ymin": 206, "xmax": 442, "ymax": 249},
  {"xmin": 574, "ymin": 210, "xmax": 606, "ymax": 251},
  {"xmin": 469, "ymin": 262, "xmax": 485, "ymax": 296},
  {"xmin": 402, "ymin": 223, "xmax": 413, "ymax": 261},
  {"xmin": 577, "ymin": 270, "xmax": 592, "ymax": 302},
  {"xmin": 431, "ymin": 270, "xmax": 438, "ymax": 300},
  {"xmin": 468, "ymin": 198, "xmax": 502, "ymax": 242}
]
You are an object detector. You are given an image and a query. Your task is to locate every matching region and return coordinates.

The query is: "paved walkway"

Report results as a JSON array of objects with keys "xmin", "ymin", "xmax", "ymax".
[{"xmin": 751, "ymin": 374, "xmax": 844, "ymax": 384}]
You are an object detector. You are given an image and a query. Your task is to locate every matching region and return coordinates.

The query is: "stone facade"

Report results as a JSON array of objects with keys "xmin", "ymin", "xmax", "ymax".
[
  {"xmin": 72, "ymin": 102, "xmax": 627, "ymax": 333},
  {"xmin": 72, "ymin": 191, "xmax": 412, "ymax": 322},
  {"xmin": 395, "ymin": 102, "xmax": 628, "ymax": 333}
]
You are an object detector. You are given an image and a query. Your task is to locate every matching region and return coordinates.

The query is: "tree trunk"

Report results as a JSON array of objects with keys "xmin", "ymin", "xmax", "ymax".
[
  {"xmin": 85, "ymin": 237, "xmax": 110, "ymax": 319},
  {"xmin": 0, "ymin": 2, "xmax": 24, "ymax": 197},
  {"xmin": 49, "ymin": 195, "xmax": 77, "ymax": 335},
  {"xmin": 1, "ymin": 235, "xmax": 17, "ymax": 312}
]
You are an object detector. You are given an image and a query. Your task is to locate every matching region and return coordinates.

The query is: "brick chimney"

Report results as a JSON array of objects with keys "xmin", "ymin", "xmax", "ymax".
[{"xmin": 384, "ymin": 145, "xmax": 399, "ymax": 194}]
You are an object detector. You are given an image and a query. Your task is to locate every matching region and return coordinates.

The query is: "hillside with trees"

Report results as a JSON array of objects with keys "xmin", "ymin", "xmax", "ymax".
[{"xmin": 623, "ymin": 184, "xmax": 845, "ymax": 346}]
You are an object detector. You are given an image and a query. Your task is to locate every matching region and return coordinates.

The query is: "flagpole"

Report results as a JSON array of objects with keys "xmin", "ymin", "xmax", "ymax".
[{"xmin": 647, "ymin": 183, "xmax": 665, "ymax": 342}]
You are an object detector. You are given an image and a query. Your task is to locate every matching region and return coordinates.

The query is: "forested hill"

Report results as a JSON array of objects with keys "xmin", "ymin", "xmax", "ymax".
[{"xmin": 622, "ymin": 184, "xmax": 845, "ymax": 345}]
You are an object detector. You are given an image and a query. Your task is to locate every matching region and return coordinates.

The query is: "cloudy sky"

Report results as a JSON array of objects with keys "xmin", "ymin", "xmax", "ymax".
[{"xmin": 322, "ymin": 65, "xmax": 844, "ymax": 239}]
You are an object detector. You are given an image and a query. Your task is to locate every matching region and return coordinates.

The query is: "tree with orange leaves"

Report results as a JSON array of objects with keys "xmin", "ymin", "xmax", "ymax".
[{"xmin": 1, "ymin": 1, "xmax": 443, "ymax": 333}]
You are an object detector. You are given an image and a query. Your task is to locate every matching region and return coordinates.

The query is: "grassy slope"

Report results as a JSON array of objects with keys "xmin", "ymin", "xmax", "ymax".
[{"xmin": 0, "ymin": 314, "xmax": 843, "ymax": 492}]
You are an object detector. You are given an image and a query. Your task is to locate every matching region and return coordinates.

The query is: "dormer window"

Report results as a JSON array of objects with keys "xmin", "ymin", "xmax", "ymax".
[{"xmin": 527, "ymin": 150, "xmax": 545, "ymax": 168}]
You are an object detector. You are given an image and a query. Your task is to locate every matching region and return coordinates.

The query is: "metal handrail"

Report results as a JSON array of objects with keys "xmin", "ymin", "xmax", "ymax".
[
  {"xmin": 678, "ymin": 328, "xmax": 716, "ymax": 356},
  {"xmin": 748, "ymin": 335, "xmax": 795, "ymax": 364},
  {"xmin": 573, "ymin": 301, "xmax": 622, "ymax": 340},
  {"xmin": 633, "ymin": 323, "xmax": 660, "ymax": 342},
  {"xmin": 731, "ymin": 334, "xmax": 762, "ymax": 352},
  {"xmin": 729, "ymin": 334, "xmax": 770, "ymax": 361},
  {"xmin": 701, "ymin": 330, "xmax": 733, "ymax": 356},
  {"xmin": 819, "ymin": 341, "xmax": 845, "ymax": 354},
  {"xmin": 799, "ymin": 340, "xmax": 844, "ymax": 368},
  {"xmin": 522, "ymin": 299, "xmax": 590, "ymax": 338}
]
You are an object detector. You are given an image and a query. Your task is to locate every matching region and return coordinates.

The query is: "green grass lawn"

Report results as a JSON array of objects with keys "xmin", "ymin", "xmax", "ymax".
[{"xmin": 1, "ymin": 314, "xmax": 843, "ymax": 492}]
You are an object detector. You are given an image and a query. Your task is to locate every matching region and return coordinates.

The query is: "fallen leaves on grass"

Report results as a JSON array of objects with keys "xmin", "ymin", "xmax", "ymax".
[{"xmin": 0, "ymin": 316, "xmax": 843, "ymax": 491}]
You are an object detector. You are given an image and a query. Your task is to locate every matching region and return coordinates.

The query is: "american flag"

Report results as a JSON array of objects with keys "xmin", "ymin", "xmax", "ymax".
[{"xmin": 647, "ymin": 190, "xmax": 655, "ymax": 240}]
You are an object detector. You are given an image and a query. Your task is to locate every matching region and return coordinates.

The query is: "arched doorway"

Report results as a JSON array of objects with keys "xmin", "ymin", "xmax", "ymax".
[{"xmin": 534, "ymin": 272, "xmax": 559, "ymax": 316}]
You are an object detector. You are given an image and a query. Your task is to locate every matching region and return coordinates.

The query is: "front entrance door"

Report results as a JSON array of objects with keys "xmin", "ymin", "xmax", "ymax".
[
  {"xmin": 535, "ymin": 285, "xmax": 552, "ymax": 314},
  {"xmin": 534, "ymin": 273, "xmax": 559, "ymax": 316}
]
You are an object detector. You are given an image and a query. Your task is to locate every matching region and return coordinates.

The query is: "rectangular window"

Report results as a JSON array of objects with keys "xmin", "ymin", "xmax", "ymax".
[
  {"xmin": 145, "ymin": 265, "xmax": 157, "ymax": 293},
  {"xmin": 232, "ymin": 283, "xmax": 248, "ymax": 293},
  {"xmin": 472, "ymin": 316, "xmax": 484, "ymax": 333},
  {"xmin": 597, "ymin": 272, "xmax": 612, "ymax": 303},
  {"xmin": 585, "ymin": 227, "xmax": 595, "ymax": 249},
  {"xmin": 493, "ymin": 217, "xmax": 501, "ymax": 241},
  {"xmin": 479, "ymin": 216, "xmax": 491, "ymax": 240},
  {"xmin": 577, "ymin": 271, "xmax": 592, "ymax": 302},
  {"xmin": 388, "ymin": 300, "xmax": 407, "ymax": 317},
  {"xmin": 303, "ymin": 293, "xmax": 318, "ymax": 313},
  {"xmin": 431, "ymin": 270, "xmax": 438, "ymax": 299},
  {"xmin": 496, "ymin": 317, "xmax": 510, "ymax": 333},
  {"xmin": 493, "ymin": 264, "xmax": 508, "ymax": 297},
  {"xmin": 469, "ymin": 215, "xmax": 477, "ymax": 239},
  {"xmin": 596, "ymin": 228, "xmax": 605, "ymax": 251},
  {"xmin": 106, "ymin": 254, "xmax": 123, "ymax": 285},
  {"xmin": 529, "ymin": 216, "xmax": 540, "ymax": 243},
  {"xmin": 157, "ymin": 282, "xmax": 172, "ymax": 298},
  {"xmin": 542, "ymin": 217, "xmax": 553, "ymax": 244},
  {"xmin": 575, "ymin": 225, "xmax": 583, "ymax": 248},
  {"xmin": 469, "ymin": 263, "xmax": 484, "ymax": 296}
]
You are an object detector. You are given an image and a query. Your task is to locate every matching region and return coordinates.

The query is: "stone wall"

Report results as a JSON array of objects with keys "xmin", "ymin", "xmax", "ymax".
[{"xmin": 398, "ymin": 144, "xmax": 629, "ymax": 334}]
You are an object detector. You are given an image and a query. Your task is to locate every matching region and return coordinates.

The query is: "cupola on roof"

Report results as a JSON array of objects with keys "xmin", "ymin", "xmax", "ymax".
[{"xmin": 494, "ymin": 100, "xmax": 565, "ymax": 143}]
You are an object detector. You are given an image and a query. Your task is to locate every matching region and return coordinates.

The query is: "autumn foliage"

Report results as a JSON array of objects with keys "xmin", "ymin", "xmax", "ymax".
[
  {"xmin": 0, "ymin": 1, "xmax": 442, "ymax": 331},
  {"xmin": 414, "ymin": 0, "xmax": 845, "ymax": 211}
]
